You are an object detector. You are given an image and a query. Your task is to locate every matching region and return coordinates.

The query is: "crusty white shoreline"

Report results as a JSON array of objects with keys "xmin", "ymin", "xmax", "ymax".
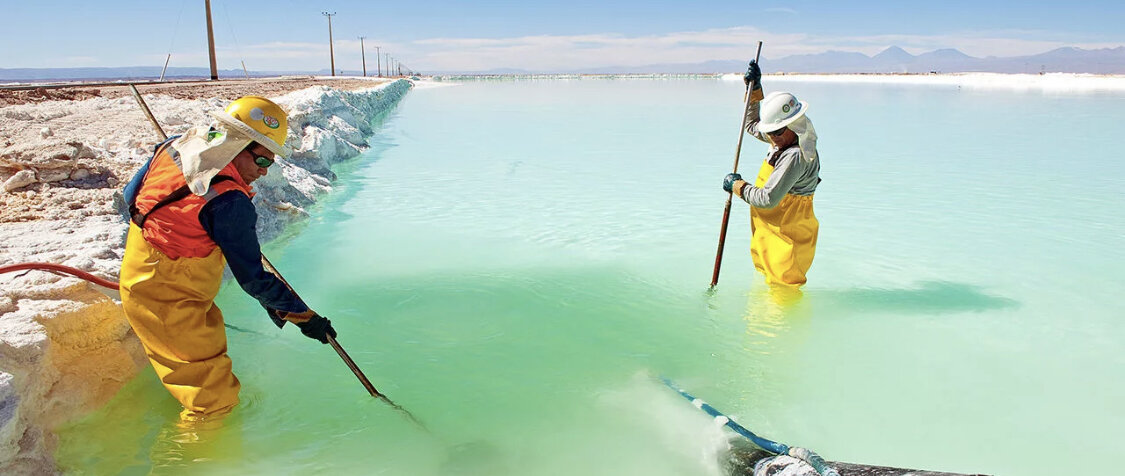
[{"xmin": 0, "ymin": 78, "xmax": 414, "ymax": 473}]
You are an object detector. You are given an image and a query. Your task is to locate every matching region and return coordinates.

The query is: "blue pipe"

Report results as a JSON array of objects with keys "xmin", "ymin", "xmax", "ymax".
[
  {"xmin": 660, "ymin": 378, "xmax": 839, "ymax": 476},
  {"xmin": 661, "ymin": 378, "xmax": 788, "ymax": 454}
]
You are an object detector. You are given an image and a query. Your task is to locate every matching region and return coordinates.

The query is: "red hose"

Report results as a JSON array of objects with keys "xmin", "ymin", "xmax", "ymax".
[{"xmin": 0, "ymin": 262, "xmax": 120, "ymax": 290}]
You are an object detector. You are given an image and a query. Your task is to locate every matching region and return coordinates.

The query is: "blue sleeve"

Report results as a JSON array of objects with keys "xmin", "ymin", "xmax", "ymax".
[{"xmin": 199, "ymin": 191, "xmax": 309, "ymax": 316}]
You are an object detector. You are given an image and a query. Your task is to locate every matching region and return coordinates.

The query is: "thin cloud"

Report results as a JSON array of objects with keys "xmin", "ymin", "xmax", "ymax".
[
  {"xmin": 404, "ymin": 26, "xmax": 1121, "ymax": 71},
  {"xmin": 765, "ymin": 8, "xmax": 799, "ymax": 15}
]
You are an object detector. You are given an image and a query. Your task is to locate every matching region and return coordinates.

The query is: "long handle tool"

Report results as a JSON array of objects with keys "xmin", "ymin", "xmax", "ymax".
[
  {"xmin": 260, "ymin": 255, "xmax": 429, "ymax": 431},
  {"xmin": 129, "ymin": 84, "xmax": 168, "ymax": 141},
  {"xmin": 710, "ymin": 41, "xmax": 763, "ymax": 288}
]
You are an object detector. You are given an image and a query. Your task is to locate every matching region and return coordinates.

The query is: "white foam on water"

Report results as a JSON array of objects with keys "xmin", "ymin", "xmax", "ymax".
[{"xmin": 594, "ymin": 373, "xmax": 733, "ymax": 476}]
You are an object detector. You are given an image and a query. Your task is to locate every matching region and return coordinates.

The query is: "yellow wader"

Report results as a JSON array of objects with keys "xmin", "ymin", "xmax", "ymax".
[
  {"xmin": 119, "ymin": 223, "xmax": 240, "ymax": 420},
  {"xmin": 749, "ymin": 159, "xmax": 819, "ymax": 287}
]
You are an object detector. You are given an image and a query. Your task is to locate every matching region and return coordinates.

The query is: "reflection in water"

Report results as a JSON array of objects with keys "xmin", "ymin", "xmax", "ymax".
[
  {"xmin": 149, "ymin": 414, "xmax": 242, "ymax": 473},
  {"xmin": 742, "ymin": 285, "xmax": 811, "ymax": 357}
]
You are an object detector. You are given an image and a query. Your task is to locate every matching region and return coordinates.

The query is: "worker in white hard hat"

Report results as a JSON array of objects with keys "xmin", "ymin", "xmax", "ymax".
[
  {"xmin": 723, "ymin": 61, "xmax": 821, "ymax": 288},
  {"xmin": 119, "ymin": 96, "xmax": 336, "ymax": 422}
]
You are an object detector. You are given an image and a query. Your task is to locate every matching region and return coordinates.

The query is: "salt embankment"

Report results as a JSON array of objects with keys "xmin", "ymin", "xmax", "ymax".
[{"xmin": 0, "ymin": 78, "xmax": 413, "ymax": 473}]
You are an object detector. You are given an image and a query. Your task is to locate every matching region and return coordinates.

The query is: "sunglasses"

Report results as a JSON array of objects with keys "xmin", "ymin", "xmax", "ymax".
[
  {"xmin": 252, "ymin": 153, "xmax": 275, "ymax": 168},
  {"xmin": 766, "ymin": 127, "xmax": 787, "ymax": 137}
]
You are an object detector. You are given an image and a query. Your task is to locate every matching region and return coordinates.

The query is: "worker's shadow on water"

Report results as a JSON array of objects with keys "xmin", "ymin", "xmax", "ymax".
[
  {"xmin": 810, "ymin": 280, "xmax": 1019, "ymax": 315},
  {"xmin": 741, "ymin": 281, "xmax": 1018, "ymax": 356}
]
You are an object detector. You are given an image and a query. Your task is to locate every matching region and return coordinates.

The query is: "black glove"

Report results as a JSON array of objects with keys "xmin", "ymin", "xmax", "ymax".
[
  {"xmin": 296, "ymin": 315, "xmax": 338, "ymax": 344},
  {"xmin": 723, "ymin": 173, "xmax": 743, "ymax": 193},
  {"xmin": 743, "ymin": 60, "xmax": 762, "ymax": 90}
]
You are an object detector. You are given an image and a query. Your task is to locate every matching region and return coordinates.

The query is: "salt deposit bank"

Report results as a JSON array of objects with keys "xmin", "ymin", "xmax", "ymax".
[{"xmin": 0, "ymin": 78, "xmax": 414, "ymax": 473}]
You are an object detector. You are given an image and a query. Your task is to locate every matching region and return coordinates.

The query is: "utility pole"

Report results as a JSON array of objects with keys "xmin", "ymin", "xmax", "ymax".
[
  {"xmin": 322, "ymin": 11, "xmax": 337, "ymax": 76},
  {"xmin": 205, "ymin": 0, "xmax": 218, "ymax": 80},
  {"xmin": 159, "ymin": 53, "xmax": 171, "ymax": 82},
  {"xmin": 386, "ymin": 53, "xmax": 391, "ymax": 76},
  {"xmin": 375, "ymin": 45, "xmax": 381, "ymax": 77},
  {"xmin": 358, "ymin": 36, "xmax": 367, "ymax": 77}
]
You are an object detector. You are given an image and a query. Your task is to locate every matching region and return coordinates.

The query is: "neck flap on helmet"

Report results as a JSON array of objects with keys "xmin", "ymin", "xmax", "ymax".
[{"xmin": 786, "ymin": 115, "xmax": 818, "ymax": 164}]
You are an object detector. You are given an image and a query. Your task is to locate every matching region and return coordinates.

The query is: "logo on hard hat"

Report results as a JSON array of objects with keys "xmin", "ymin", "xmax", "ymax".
[
  {"xmin": 263, "ymin": 115, "xmax": 280, "ymax": 129},
  {"xmin": 782, "ymin": 104, "xmax": 791, "ymax": 113}
]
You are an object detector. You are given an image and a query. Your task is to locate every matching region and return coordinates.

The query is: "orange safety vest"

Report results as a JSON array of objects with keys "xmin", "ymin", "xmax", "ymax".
[{"xmin": 131, "ymin": 143, "xmax": 254, "ymax": 259}]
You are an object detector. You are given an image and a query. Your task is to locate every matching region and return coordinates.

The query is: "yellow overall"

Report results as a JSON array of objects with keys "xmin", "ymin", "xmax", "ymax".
[
  {"xmin": 119, "ymin": 222, "xmax": 240, "ymax": 420},
  {"xmin": 749, "ymin": 159, "xmax": 819, "ymax": 287}
]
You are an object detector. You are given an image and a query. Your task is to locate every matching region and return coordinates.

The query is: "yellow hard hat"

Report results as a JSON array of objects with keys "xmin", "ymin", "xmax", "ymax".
[{"xmin": 210, "ymin": 96, "xmax": 292, "ymax": 158}]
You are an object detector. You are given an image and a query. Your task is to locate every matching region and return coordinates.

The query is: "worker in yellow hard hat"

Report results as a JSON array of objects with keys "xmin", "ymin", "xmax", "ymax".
[
  {"xmin": 722, "ymin": 61, "xmax": 821, "ymax": 288},
  {"xmin": 119, "ymin": 96, "xmax": 336, "ymax": 422}
]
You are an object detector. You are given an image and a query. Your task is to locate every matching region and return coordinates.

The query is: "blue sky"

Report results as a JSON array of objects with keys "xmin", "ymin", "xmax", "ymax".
[{"xmin": 1, "ymin": 0, "xmax": 1123, "ymax": 72}]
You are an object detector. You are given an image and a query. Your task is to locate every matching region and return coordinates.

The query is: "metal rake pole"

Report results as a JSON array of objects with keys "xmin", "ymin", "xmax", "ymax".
[{"xmin": 260, "ymin": 255, "xmax": 429, "ymax": 431}]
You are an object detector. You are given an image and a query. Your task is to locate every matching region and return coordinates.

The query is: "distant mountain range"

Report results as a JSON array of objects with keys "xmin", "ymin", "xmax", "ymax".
[
  {"xmin": 463, "ymin": 46, "xmax": 1125, "ymax": 75},
  {"xmin": 2, "ymin": 46, "xmax": 1123, "ymax": 81},
  {"xmin": 762, "ymin": 46, "xmax": 1125, "ymax": 74}
]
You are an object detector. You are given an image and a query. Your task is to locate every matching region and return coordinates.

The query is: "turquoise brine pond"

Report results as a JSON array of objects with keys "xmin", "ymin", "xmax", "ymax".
[{"xmin": 58, "ymin": 78, "xmax": 1125, "ymax": 475}]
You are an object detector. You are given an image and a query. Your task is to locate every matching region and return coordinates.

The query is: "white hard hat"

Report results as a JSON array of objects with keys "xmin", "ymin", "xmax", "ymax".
[{"xmin": 759, "ymin": 91, "xmax": 808, "ymax": 133}]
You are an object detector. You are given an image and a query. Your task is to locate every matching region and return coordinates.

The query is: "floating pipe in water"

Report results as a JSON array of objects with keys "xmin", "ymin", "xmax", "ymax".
[{"xmin": 660, "ymin": 377, "xmax": 839, "ymax": 476}]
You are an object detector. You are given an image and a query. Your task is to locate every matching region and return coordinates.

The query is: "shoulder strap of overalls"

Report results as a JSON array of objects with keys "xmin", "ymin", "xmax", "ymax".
[{"xmin": 130, "ymin": 175, "xmax": 237, "ymax": 228}]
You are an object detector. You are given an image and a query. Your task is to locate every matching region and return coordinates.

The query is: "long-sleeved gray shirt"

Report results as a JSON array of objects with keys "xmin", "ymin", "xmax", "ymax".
[{"xmin": 740, "ymin": 100, "xmax": 820, "ymax": 209}]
